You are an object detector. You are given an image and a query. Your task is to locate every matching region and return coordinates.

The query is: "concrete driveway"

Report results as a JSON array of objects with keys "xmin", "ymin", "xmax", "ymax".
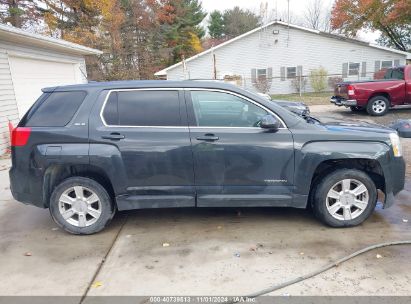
[{"xmin": 0, "ymin": 105, "xmax": 410, "ymax": 298}]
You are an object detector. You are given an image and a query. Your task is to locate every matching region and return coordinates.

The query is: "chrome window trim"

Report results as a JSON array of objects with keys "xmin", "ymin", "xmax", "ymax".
[{"xmin": 99, "ymin": 87, "xmax": 287, "ymax": 129}]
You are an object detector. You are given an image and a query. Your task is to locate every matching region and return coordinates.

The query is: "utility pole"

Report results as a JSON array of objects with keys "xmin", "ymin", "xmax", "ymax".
[
  {"xmin": 287, "ymin": 0, "xmax": 290, "ymax": 47},
  {"xmin": 213, "ymin": 53, "xmax": 217, "ymax": 80},
  {"xmin": 182, "ymin": 55, "xmax": 188, "ymax": 80}
]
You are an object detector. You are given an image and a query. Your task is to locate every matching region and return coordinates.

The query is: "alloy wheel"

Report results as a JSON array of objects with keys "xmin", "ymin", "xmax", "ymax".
[
  {"xmin": 326, "ymin": 179, "xmax": 369, "ymax": 221},
  {"xmin": 372, "ymin": 99, "xmax": 386, "ymax": 114},
  {"xmin": 58, "ymin": 186, "xmax": 102, "ymax": 227}
]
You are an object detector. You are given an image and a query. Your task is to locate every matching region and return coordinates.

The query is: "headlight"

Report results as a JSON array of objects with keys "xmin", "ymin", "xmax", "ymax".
[{"xmin": 389, "ymin": 133, "xmax": 402, "ymax": 157}]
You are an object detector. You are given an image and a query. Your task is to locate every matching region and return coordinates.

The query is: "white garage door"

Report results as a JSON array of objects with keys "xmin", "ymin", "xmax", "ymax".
[{"xmin": 9, "ymin": 56, "xmax": 78, "ymax": 118}]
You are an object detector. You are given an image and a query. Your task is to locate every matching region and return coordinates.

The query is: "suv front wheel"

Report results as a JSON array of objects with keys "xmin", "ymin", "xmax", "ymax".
[
  {"xmin": 49, "ymin": 177, "xmax": 115, "ymax": 234},
  {"xmin": 313, "ymin": 169, "xmax": 377, "ymax": 227}
]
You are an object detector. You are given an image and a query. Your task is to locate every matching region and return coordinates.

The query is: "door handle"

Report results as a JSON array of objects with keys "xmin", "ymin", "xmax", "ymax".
[
  {"xmin": 196, "ymin": 134, "xmax": 219, "ymax": 141},
  {"xmin": 102, "ymin": 133, "xmax": 125, "ymax": 140}
]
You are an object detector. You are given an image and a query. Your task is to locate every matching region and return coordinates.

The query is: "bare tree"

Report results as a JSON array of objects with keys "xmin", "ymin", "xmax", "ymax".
[
  {"xmin": 275, "ymin": 9, "xmax": 303, "ymax": 26},
  {"xmin": 303, "ymin": 0, "xmax": 333, "ymax": 32},
  {"xmin": 322, "ymin": 6, "xmax": 332, "ymax": 33},
  {"xmin": 304, "ymin": 0, "xmax": 322, "ymax": 30}
]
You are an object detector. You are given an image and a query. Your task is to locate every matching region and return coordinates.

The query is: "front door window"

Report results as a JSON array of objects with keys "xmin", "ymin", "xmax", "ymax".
[{"xmin": 190, "ymin": 91, "xmax": 269, "ymax": 128}]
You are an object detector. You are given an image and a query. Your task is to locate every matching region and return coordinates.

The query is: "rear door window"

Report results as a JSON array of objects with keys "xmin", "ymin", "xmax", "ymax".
[
  {"xmin": 25, "ymin": 91, "xmax": 87, "ymax": 127},
  {"xmin": 102, "ymin": 90, "xmax": 181, "ymax": 126}
]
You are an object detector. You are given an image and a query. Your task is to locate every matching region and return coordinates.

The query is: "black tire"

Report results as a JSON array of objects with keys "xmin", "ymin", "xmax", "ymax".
[
  {"xmin": 312, "ymin": 169, "xmax": 377, "ymax": 227},
  {"xmin": 49, "ymin": 177, "xmax": 115, "ymax": 235},
  {"xmin": 366, "ymin": 96, "xmax": 389, "ymax": 116},
  {"xmin": 350, "ymin": 106, "xmax": 364, "ymax": 112}
]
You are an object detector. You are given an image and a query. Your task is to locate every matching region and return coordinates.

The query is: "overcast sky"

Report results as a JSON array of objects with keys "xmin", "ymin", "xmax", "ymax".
[
  {"xmin": 201, "ymin": 0, "xmax": 334, "ymax": 15},
  {"xmin": 200, "ymin": 0, "xmax": 380, "ymax": 43}
]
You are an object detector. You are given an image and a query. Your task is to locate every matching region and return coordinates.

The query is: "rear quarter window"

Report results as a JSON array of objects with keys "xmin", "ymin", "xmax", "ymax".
[{"xmin": 25, "ymin": 91, "xmax": 87, "ymax": 127}]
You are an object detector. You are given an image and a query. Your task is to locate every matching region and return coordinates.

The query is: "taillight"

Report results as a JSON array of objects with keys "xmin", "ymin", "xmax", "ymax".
[
  {"xmin": 347, "ymin": 85, "xmax": 355, "ymax": 96},
  {"xmin": 11, "ymin": 127, "xmax": 31, "ymax": 147}
]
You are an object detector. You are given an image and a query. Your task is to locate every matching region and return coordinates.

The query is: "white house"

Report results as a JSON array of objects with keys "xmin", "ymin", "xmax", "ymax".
[
  {"xmin": 0, "ymin": 24, "xmax": 102, "ymax": 154},
  {"xmin": 155, "ymin": 21, "xmax": 411, "ymax": 94}
]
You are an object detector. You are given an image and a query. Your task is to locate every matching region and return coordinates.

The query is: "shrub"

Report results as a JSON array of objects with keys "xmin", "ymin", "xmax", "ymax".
[
  {"xmin": 309, "ymin": 67, "xmax": 328, "ymax": 92},
  {"xmin": 291, "ymin": 75, "xmax": 307, "ymax": 94},
  {"xmin": 253, "ymin": 77, "xmax": 271, "ymax": 93},
  {"xmin": 328, "ymin": 76, "xmax": 343, "ymax": 89}
]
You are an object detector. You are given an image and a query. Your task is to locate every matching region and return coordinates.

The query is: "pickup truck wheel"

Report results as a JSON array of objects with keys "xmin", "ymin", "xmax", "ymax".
[
  {"xmin": 366, "ymin": 96, "xmax": 389, "ymax": 116},
  {"xmin": 49, "ymin": 177, "xmax": 115, "ymax": 235},
  {"xmin": 313, "ymin": 169, "xmax": 377, "ymax": 227}
]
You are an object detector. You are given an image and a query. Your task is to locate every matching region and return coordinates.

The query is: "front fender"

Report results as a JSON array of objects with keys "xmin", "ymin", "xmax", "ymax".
[{"xmin": 294, "ymin": 141, "xmax": 393, "ymax": 205}]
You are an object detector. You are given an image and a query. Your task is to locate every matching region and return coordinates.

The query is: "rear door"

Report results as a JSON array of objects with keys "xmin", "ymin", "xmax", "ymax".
[
  {"xmin": 185, "ymin": 89, "xmax": 295, "ymax": 207},
  {"xmin": 89, "ymin": 88, "xmax": 195, "ymax": 210}
]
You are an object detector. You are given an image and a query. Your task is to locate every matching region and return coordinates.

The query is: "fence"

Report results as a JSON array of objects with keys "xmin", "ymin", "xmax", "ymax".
[{"xmin": 218, "ymin": 71, "xmax": 383, "ymax": 96}]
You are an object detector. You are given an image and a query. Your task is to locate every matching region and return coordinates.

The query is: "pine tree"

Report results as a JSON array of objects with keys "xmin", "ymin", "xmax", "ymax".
[
  {"xmin": 161, "ymin": 0, "xmax": 206, "ymax": 64},
  {"xmin": 222, "ymin": 7, "xmax": 260, "ymax": 39},
  {"xmin": 208, "ymin": 10, "xmax": 224, "ymax": 39}
]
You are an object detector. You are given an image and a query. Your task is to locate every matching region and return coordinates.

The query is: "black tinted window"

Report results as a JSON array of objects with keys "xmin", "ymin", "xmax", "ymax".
[
  {"xmin": 26, "ymin": 91, "xmax": 86, "ymax": 127},
  {"xmin": 102, "ymin": 90, "xmax": 181, "ymax": 126},
  {"xmin": 102, "ymin": 92, "xmax": 119, "ymax": 125}
]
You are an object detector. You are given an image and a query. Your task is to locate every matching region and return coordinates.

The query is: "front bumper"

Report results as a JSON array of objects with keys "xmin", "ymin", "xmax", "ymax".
[
  {"xmin": 382, "ymin": 156, "xmax": 406, "ymax": 209},
  {"xmin": 330, "ymin": 96, "xmax": 357, "ymax": 107}
]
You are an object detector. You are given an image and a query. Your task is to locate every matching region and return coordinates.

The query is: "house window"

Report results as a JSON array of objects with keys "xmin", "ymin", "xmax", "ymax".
[
  {"xmin": 381, "ymin": 60, "xmax": 393, "ymax": 69},
  {"xmin": 348, "ymin": 63, "xmax": 360, "ymax": 76},
  {"xmin": 257, "ymin": 69, "xmax": 267, "ymax": 80},
  {"xmin": 287, "ymin": 67, "xmax": 297, "ymax": 79}
]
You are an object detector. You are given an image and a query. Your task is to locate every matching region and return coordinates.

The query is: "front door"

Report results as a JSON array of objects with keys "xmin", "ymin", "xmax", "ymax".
[
  {"xmin": 90, "ymin": 89, "xmax": 195, "ymax": 210},
  {"xmin": 185, "ymin": 89, "xmax": 295, "ymax": 207}
]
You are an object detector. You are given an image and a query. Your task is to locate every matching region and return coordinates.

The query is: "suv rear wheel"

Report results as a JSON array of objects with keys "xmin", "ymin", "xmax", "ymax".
[
  {"xmin": 49, "ymin": 177, "xmax": 115, "ymax": 235},
  {"xmin": 313, "ymin": 169, "xmax": 377, "ymax": 227},
  {"xmin": 366, "ymin": 96, "xmax": 389, "ymax": 116}
]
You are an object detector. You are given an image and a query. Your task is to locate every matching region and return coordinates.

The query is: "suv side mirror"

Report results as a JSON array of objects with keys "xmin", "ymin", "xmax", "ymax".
[{"xmin": 260, "ymin": 115, "xmax": 280, "ymax": 130}]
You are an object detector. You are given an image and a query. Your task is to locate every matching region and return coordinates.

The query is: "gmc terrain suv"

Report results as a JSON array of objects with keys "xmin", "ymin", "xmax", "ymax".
[{"xmin": 10, "ymin": 81, "xmax": 405, "ymax": 234}]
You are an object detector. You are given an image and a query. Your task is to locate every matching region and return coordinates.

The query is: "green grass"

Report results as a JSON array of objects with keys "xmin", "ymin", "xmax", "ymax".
[{"xmin": 270, "ymin": 91, "xmax": 333, "ymax": 106}]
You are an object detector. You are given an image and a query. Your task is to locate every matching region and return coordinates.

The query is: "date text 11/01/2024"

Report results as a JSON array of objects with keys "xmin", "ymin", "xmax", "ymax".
[{"xmin": 149, "ymin": 296, "xmax": 256, "ymax": 303}]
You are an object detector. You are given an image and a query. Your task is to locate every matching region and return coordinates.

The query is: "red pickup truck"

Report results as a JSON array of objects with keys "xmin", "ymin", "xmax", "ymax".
[{"xmin": 330, "ymin": 65, "xmax": 411, "ymax": 116}]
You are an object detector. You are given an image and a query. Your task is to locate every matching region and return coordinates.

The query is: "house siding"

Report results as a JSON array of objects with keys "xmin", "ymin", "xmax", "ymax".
[
  {"xmin": 0, "ymin": 50, "xmax": 18, "ymax": 154},
  {"xmin": 0, "ymin": 41, "xmax": 87, "ymax": 154},
  {"xmin": 165, "ymin": 24, "xmax": 408, "ymax": 94}
]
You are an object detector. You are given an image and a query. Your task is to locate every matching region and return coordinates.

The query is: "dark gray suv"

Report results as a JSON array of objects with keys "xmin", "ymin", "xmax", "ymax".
[{"xmin": 9, "ymin": 81, "xmax": 405, "ymax": 234}]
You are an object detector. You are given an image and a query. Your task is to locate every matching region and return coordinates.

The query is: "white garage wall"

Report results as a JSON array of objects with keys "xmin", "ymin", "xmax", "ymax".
[
  {"xmin": 0, "ymin": 50, "xmax": 18, "ymax": 154},
  {"xmin": 9, "ymin": 56, "xmax": 78, "ymax": 117},
  {"xmin": 0, "ymin": 40, "xmax": 88, "ymax": 154}
]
